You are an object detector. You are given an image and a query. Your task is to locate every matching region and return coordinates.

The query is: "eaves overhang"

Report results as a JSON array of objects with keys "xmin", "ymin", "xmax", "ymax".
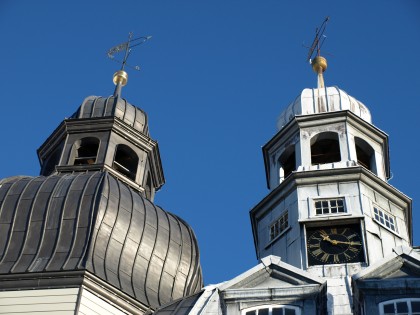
[{"xmin": 221, "ymin": 284, "xmax": 323, "ymax": 302}]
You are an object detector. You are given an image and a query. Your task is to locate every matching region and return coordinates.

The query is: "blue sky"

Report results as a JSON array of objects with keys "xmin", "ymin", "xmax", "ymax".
[{"xmin": 0, "ymin": 1, "xmax": 419, "ymax": 285}]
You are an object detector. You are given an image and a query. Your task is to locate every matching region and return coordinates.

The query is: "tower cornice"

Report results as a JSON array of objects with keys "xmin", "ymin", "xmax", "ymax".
[{"xmin": 250, "ymin": 166, "xmax": 413, "ymax": 258}]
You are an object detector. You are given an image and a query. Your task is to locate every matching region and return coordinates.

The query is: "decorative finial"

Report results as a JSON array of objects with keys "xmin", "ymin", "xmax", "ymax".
[
  {"xmin": 306, "ymin": 17, "xmax": 330, "ymax": 89},
  {"xmin": 107, "ymin": 32, "xmax": 152, "ymax": 96}
]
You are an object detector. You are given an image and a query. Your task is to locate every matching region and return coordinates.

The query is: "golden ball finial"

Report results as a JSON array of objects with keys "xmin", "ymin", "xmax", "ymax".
[
  {"xmin": 311, "ymin": 56, "xmax": 328, "ymax": 73},
  {"xmin": 113, "ymin": 70, "xmax": 128, "ymax": 86}
]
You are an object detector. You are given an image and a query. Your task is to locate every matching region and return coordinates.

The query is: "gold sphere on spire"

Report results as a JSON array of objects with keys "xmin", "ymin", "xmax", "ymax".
[
  {"xmin": 113, "ymin": 70, "xmax": 128, "ymax": 86},
  {"xmin": 311, "ymin": 56, "xmax": 327, "ymax": 73}
]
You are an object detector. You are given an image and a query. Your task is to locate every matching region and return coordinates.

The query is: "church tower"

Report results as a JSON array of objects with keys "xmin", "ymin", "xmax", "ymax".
[
  {"xmin": 0, "ymin": 36, "xmax": 203, "ymax": 314},
  {"xmin": 150, "ymin": 21, "xmax": 420, "ymax": 315},
  {"xmin": 250, "ymin": 23, "xmax": 413, "ymax": 314}
]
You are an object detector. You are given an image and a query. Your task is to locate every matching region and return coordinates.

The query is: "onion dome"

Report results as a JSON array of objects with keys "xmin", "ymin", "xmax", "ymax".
[
  {"xmin": 276, "ymin": 86, "xmax": 372, "ymax": 130},
  {"xmin": 0, "ymin": 172, "xmax": 203, "ymax": 309},
  {"xmin": 71, "ymin": 95, "xmax": 149, "ymax": 136}
]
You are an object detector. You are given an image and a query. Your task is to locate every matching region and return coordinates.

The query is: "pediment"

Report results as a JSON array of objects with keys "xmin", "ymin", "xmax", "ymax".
[
  {"xmin": 354, "ymin": 247, "xmax": 420, "ymax": 281},
  {"xmin": 220, "ymin": 256, "xmax": 324, "ymax": 291}
]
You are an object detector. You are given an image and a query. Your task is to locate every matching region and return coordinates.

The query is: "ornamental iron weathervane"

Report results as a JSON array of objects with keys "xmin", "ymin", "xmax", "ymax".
[
  {"xmin": 305, "ymin": 17, "xmax": 330, "ymax": 88},
  {"xmin": 107, "ymin": 32, "xmax": 152, "ymax": 96}
]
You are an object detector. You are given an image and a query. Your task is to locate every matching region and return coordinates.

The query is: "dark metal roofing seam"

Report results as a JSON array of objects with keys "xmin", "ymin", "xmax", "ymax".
[
  {"xmin": 155, "ymin": 205, "xmax": 172, "ymax": 306},
  {"xmin": 44, "ymin": 173, "xmax": 84, "ymax": 271},
  {"xmin": 99, "ymin": 96, "xmax": 108, "ymax": 117},
  {"xmin": 133, "ymin": 102, "xmax": 139, "ymax": 131},
  {"xmin": 0, "ymin": 178, "xmax": 36, "ymax": 269},
  {"xmin": 37, "ymin": 175, "xmax": 74, "ymax": 271},
  {"xmin": 182, "ymin": 219, "xmax": 196, "ymax": 296},
  {"xmin": 118, "ymin": 179, "xmax": 137, "ymax": 297},
  {"xmin": 121, "ymin": 98, "xmax": 128, "ymax": 122},
  {"xmin": 142, "ymin": 196, "xmax": 160, "ymax": 308},
  {"xmin": 0, "ymin": 177, "xmax": 33, "ymax": 269},
  {"xmin": 100, "ymin": 174, "xmax": 123, "ymax": 288},
  {"xmin": 333, "ymin": 86, "xmax": 343, "ymax": 111},
  {"xmin": 60, "ymin": 173, "xmax": 96, "ymax": 269},
  {"xmin": 112, "ymin": 179, "xmax": 134, "ymax": 292},
  {"xmin": 104, "ymin": 175, "xmax": 125, "ymax": 290},
  {"xmin": 0, "ymin": 179, "xmax": 20, "ymax": 263},
  {"xmin": 101, "ymin": 97, "xmax": 108, "ymax": 117},
  {"xmin": 165, "ymin": 212, "xmax": 185, "ymax": 301},
  {"xmin": 10, "ymin": 177, "xmax": 46, "ymax": 273},
  {"xmin": 180, "ymin": 218, "xmax": 197, "ymax": 297},
  {"xmin": 172, "ymin": 213, "xmax": 187, "ymax": 301},
  {"xmin": 107, "ymin": 96, "xmax": 116, "ymax": 117},
  {"xmin": 132, "ymin": 188, "xmax": 151, "ymax": 306},
  {"xmin": 91, "ymin": 97, "xmax": 98, "ymax": 118},
  {"xmin": 158, "ymin": 211, "xmax": 175, "ymax": 305},
  {"xmin": 26, "ymin": 175, "xmax": 62, "ymax": 271},
  {"xmin": 65, "ymin": 172, "xmax": 104, "ymax": 270},
  {"xmin": 88, "ymin": 173, "xmax": 111, "ymax": 279},
  {"xmin": 81, "ymin": 97, "xmax": 91, "ymax": 118},
  {"xmin": 184, "ymin": 223, "xmax": 202, "ymax": 295},
  {"xmin": 23, "ymin": 176, "xmax": 61, "ymax": 272}
]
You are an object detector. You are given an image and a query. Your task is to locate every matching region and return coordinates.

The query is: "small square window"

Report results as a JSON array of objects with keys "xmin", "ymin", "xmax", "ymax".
[
  {"xmin": 373, "ymin": 206, "xmax": 397, "ymax": 233},
  {"xmin": 314, "ymin": 198, "xmax": 346, "ymax": 216},
  {"xmin": 270, "ymin": 211, "xmax": 289, "ymax": 241}
]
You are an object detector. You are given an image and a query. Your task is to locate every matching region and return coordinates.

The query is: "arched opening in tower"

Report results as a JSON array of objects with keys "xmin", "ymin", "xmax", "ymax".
[
  {"xmin": 113, "ymin": 144, "xmax": 139, "ymax": 181},
  {"xmin": 73, "ymin": 137, "xmax": 100, "ymax": 165},
  {"xmin": 355, "ymin": 137, "xmax": 376, "ymax": 174},
  {"xmin": 278, "ymin": 145, "xmax": 296, "ymax": 183},
  {"xmin": 310, "ymin": 132, "xmax": 341, "ymax": 165}
]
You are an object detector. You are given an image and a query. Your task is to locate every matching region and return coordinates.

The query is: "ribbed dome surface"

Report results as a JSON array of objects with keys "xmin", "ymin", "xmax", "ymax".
[
  {"xmin": 277, "ymin": 86, "xmax": 371, "ymax": 129},
  {"xmin": 0, "ymin": 172, "xmax": 202, "ymax": 309},
  {"xmin": 71, "ymin": 95, "xmax": 149, "ymax": 135}
]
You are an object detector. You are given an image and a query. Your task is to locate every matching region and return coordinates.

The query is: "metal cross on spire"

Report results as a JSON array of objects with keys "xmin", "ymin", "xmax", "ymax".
[
  {"xmin": 107, "ymin": 32, "xmax": 152, "ymax": 97},
  {"xmin": 306, "ymin": 17, "xmax": 330, "ymax": 88}
]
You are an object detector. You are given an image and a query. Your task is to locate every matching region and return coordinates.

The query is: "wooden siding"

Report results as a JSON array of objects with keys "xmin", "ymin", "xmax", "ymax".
[
  {"xmin": 0, "ymin": 288, "xmax": 78, "ymax": 314},
  {"xmin": 78, "ymin": 288, "xmax": 128, "ymax": 315}
]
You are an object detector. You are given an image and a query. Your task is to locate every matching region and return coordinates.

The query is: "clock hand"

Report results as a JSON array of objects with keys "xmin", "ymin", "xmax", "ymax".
[
  {"xmin": 324, "ymin": 237, "xmax": 360, "ymax": 246},
  {"xmin": 321, "ymin": 235, "xmax": 360, "ymax": 246},
  {"xmin": 333, "ymin": 240, "xmax": 361, "ymax": 246},
  {"xmin": 321, "ymin": 235, "xmax": 336, "ymax": 244}
]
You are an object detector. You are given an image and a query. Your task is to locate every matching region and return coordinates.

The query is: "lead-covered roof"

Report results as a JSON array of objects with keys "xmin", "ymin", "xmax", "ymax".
[
  {"xmin": 0, "ymin": 171, "xmax": 202, "ymax": 309},
  {"xmin": 71, "ymin": 95, "xmax": 149, "ymax": 135}
]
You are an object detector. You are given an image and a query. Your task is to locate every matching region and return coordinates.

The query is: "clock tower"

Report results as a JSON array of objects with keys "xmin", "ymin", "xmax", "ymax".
[{"xmin": 250, "ymin": 55, "xmax": 412, "ymax": 313}]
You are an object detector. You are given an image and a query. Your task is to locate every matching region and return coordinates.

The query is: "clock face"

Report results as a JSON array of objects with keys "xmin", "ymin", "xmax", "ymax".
[{"xmin": 306, "ymin": 224, "xmax": 364, "ymax": 265}]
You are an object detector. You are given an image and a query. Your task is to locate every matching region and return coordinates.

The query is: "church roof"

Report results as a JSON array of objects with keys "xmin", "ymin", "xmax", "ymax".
[
  {"xmin": 71, "ymin": 95, "xmax": 149, "ymax": 135},
  {"xmin": 0, "ymin": 171, "xmax": 202, "ymax": 309},
  {"xmin": 276, "ymin": 86, "xmax": 372, "ymax": 129}
]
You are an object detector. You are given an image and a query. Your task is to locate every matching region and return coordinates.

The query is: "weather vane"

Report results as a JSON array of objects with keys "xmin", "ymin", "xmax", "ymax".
[
  {"xmin": 305, "ymin": 17, "xmax": 330, "ymax": 88},
  {"xmin": 108, "ymin": 32, "xmax": 152, "ymax": 96},
  {"xmin": 107, "ymin": 32, "xmax": 152, "ymax": 71}
]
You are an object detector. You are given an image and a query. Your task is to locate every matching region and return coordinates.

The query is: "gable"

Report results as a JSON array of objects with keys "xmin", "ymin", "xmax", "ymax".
[
  {"xmin": 353, "ymin": 247, "xmax": 420, "ymax": 302},
  {"xmin": 228, "ymin": 265, "xmax": 322, "ymax": 290},
  {"xmin": 355, "ymin": 250, "xmax": 420, "ymax": 282}
]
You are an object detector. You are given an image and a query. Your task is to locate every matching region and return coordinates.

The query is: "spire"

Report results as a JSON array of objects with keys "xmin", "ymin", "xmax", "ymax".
[
  {"xmin": 107, "ymin": 32, "xmax": 152, "ymax": 97},
  {"xmin": 306, "ymin": 17, "xmax": 330, "ymax": 89}
]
